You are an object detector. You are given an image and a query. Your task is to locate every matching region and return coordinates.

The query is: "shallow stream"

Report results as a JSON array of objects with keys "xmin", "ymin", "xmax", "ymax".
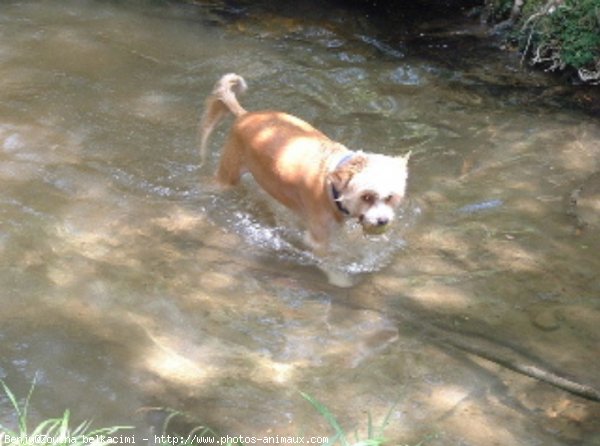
[{"xmin": 1, "ymin": 1, "xmax": 599, "ymax": 444}]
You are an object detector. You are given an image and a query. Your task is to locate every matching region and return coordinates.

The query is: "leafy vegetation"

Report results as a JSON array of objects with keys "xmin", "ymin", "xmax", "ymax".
[
  {"xmin": 488, "ymin": 0, "xmax": 600, "ymax": 83},
  {"xmin": 539, "ymin": 0, "xmax": 600, "ymax": 69}
]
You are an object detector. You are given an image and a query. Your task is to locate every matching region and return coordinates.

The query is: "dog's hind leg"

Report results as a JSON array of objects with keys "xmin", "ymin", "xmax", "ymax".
[{"xmin": 216, "ymin": 135, "xmax": 245, "ymax": 186}]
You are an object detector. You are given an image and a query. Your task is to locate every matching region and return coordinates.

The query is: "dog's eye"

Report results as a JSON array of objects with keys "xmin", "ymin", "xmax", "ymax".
[
  {"xmin": 384, "ymin": 194, "xmax": 394, "ymax": 203},
  {"xmin": 361, "ymin": 193, "xmax": 376, "ymax": 204}
]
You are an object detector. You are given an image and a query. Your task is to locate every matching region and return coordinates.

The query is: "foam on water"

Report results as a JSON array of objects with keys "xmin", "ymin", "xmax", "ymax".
[{"xmin": 216, "ymin": 187, "xmax": 421, "ymax": 278}]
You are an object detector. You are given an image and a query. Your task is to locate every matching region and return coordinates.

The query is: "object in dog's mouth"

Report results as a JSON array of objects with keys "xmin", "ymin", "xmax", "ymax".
[
  {"xmin": 357, "ymin": 214, "xmax": 389, "ymax": 235},
  {"xmin": 199, "ymin": 73, "xmax": 410, "ymax": 286},
  {"xmin": 363, "ymin": 223, "xmax": 389, "ymax": 236}
]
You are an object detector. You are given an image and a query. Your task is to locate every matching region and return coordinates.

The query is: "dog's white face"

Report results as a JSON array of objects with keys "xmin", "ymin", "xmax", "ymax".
[{"xmin": 331, "ymin": 152, "xmax": 410, "ymax": 235}]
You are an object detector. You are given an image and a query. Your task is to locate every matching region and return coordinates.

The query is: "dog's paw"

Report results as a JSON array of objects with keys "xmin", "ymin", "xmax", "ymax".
[{"xmin": 320, "ymin": 265, "xmax": 354, "ymax": 288}]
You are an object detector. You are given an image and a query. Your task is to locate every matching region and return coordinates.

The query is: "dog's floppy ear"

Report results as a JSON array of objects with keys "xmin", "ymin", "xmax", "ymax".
[{"xmin": 328, "ymin": 155, "xmax": 367, "ymax": 191}]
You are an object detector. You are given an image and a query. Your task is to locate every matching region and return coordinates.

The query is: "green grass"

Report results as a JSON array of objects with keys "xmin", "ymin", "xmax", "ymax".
[
  {"xmin": 0, "ymin": 381, "xmax": 243, "ymax": 446},
  {"xmin": 301, "ymin": 392, "xmax": 431, "ymax": 446},
  {"xmin": 301, "ymin": 392, "xmax": 436, "ymax": 446},
  {"xmin": 147, "ymin": 408, "xmax": 241, "ymax": 446},
  {"xmin": 0, "ymin": 379, "xmax": 132, "ymax": 446},
  {"xmin": 1, "ymin": 380, "xmax": 426, "ymax": 446}
]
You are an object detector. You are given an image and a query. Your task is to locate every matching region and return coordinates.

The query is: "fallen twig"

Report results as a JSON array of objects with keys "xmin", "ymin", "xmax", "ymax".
[{"xmin": 426, "ymin": 323, "xmax": 600, "ymax": 402}]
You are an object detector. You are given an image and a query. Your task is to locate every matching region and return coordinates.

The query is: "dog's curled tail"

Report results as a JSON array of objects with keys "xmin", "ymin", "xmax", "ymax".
[{"xmin": 198, "ymin": 73, "xmax": 248, "ymax": 164}]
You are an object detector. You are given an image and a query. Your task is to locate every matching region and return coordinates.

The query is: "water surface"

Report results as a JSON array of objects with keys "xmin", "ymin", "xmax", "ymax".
[{"xmin": 1, "ymin": 1, "xmax": 599, "ymax": 444}]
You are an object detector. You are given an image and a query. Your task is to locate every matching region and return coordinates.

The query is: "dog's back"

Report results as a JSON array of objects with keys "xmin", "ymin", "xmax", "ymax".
[{"xmin": 198, "ymin": 73, "xmax": 248, "ymax": 163}]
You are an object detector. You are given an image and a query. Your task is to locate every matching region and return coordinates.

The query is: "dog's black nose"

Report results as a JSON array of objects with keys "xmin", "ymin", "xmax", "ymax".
[{"xmin": 376, "ymin": 217, "xmax": 389, "ymax": 226}]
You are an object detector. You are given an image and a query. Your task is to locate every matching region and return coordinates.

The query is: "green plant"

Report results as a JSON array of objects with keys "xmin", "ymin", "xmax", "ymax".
[
  {"xmin": 546, "ymin": 0, "xmax": 600, "ymax": 68},
  {"xmin": 147, "ymin": 408, "xmax": 242, "ymax": 446},
  {"xmin": 301, "ymin": 392, "xmax": 402, "ymax": 446},
  {"xmin": 520, "ymin": 0, "xmax": 600, "ymax": 81},
  {"xmin": 489, "ymin": 0, "xmax": 600, "ymax": 82},
  {"xmin": 0, "ymin": 379, "xmax": 132, "ymax": 446},
  {"xmin": 489, "ymin": 0, "xmax": 515, "ymax": 22}
]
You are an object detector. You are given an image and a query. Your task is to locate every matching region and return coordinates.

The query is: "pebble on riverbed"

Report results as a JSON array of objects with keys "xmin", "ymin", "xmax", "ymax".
[
  {"xmin": 531, "ymin": 308, "xmax": 561, "ymax": 331},
  {"xmin": 569, "ymin": 172, "xmax": 600, "ymax": 232}
]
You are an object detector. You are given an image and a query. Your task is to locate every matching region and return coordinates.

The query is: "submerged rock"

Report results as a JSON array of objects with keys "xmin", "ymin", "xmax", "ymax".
[
  {"xmin": 569, "ymin": 172, "xmax": 600, "ymax": 230},
  {"xmin": 531, "ymin": 308, "xmax": 561, "ymax": 331}
]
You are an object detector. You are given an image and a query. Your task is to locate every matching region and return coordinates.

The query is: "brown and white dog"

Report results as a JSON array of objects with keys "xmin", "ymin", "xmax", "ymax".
[{"xmin": 199, "ymin": 73, "xmax": 410, "ymax": 284}]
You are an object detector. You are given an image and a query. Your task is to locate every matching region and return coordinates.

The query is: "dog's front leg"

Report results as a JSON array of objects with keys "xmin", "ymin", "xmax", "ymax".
[
  {"xmin": 216, "ymin": 134, "xmax": 245, "ymax": 186},
  {"xmin": 303, "ymin": 227, "xmax": 328, "ymax": 258},
  {"xmin": 305, "ymin": 222, "xmax": 353, "ymax": 287}
]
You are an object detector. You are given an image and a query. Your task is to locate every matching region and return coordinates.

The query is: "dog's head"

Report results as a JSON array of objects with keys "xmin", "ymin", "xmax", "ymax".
[{"xmin": 329, "ymin": 151, "xmax": 410, "ymax": 235}]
